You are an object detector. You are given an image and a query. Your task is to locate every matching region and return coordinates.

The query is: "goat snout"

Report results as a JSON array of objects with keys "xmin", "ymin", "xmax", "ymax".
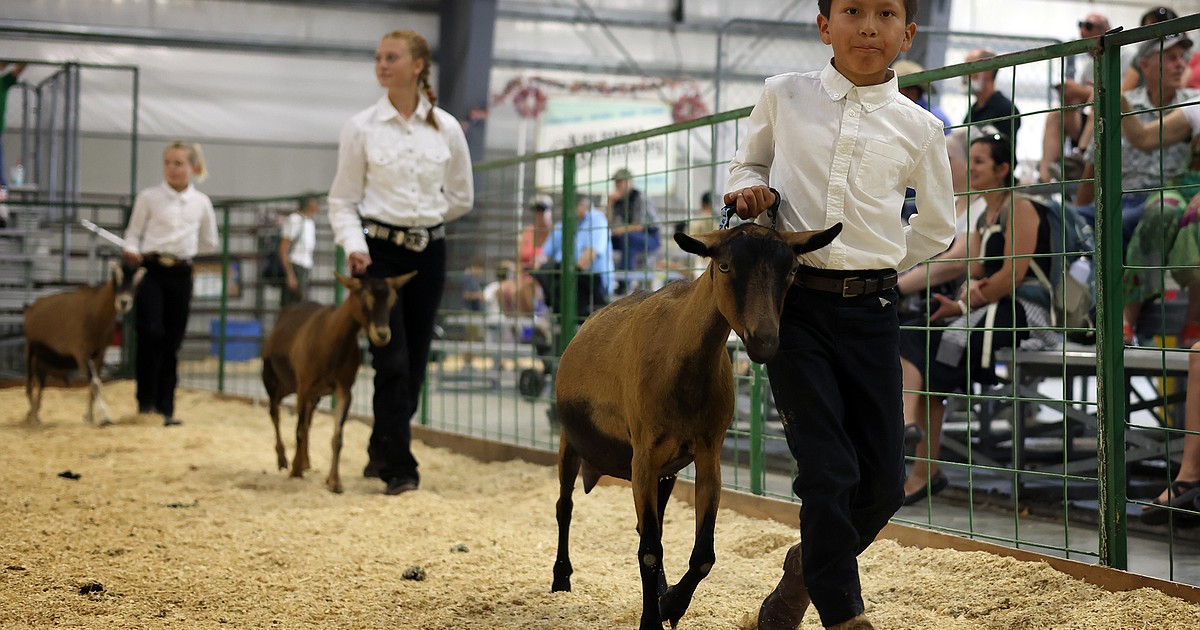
[
  {"xmin": 742, "ymin": 333, "xmax": 779, "ymax": 365},
  {"xmin": 368, "ymin": 326, "xmax": 392, "ymax": 346},
  {"xmin": 114, "ymin": 297, "xmax": 134, "ymax": 314}
]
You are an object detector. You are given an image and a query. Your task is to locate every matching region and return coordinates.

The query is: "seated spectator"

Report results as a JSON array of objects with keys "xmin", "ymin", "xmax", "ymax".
[
  {"xmin": 537, "ymin": 192, "xmax": 612, "ymax": 317},
  {"xmin": 607, "ymin": 168, "xmax": 660, "ymax": 279},
  {"xmin": 1073, "ymin": 35, "xmax": 1198, "ymax": 260},
  {"xmin": 899, "ymin": 133, "xmax": 1058, "ymax": 504},
  {"xmin": 519, "ymin": 194, "xmax": 553, "ymax": 269},
  {"xmin": 1039, "ymin": 78, "xmax": 1092, "ymax": 184},
  {"xmin": 1111, "ymin": 35, "xmax": 1200, "ymax": 345},
  {"xmin": 1140, "ymin": 339, "xmax": 1200, "ymax": 527}
]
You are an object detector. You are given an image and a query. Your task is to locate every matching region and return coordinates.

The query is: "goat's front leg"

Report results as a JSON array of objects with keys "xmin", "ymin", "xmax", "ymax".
[
  {"xmin": 325, "ymin": 385, "xmax": 352, "ymax": 493},
  {"xmin": 552, "ymin": 433, "xmax": 581, "ymax": 592},
  {"xmin": 291, "ymin": 392, "xmax": 316, "ymax": 477},
  {"xmin": 85, "ymin": 359, "xmax": 113, "ymax": 426},
  {"xmin": 632, "ymin": 452, "xmax": 666, "ymax": 630},
  {"xmin": 658, "ymin": 447, "xmax": 720, "ymax": 628}
]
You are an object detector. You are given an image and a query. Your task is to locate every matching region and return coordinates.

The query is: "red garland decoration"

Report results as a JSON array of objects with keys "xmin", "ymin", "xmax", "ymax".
[
  {"xmin": 513, "ymin": 85, "xmax": 548, "ymax": 119},
  {"xmin": 672, "ymin": 92, "xmax": 708, "ymax": 123}
]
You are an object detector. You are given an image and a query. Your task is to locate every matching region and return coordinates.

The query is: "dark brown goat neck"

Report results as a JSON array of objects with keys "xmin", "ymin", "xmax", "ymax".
[
  {"xmin": 326, "ymin": 294, "xmax": 366, "ymax": 345},
  {"xmin": 674, "ymin": 262, "xmax": 734, "ymax": 360}
]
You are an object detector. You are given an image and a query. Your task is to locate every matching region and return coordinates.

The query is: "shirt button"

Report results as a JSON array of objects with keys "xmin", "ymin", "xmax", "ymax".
[
  {"xmin": 831, "ymin": 92, "xmax": 840, "ymax": 99},
  {"xmin": 849, "ymin": 109, "xmax": 858, "ymax": 117}
]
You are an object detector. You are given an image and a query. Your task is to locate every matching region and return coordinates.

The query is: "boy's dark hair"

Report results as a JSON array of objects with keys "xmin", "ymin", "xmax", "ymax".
[
  {"xmin": 701, "ymin": 191, "xmax": 713, "ymax": 208},
  {"xmin": 818, "ymin": 0, "xmax": 918, "ymax": 23}
]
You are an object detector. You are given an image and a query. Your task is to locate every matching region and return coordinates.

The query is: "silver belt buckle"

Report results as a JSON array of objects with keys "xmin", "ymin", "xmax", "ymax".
[
  {"xmin": 841, "ymin": 276, "xmax": 860, "ymax": 298},
  {"xmin": 404, "ymin": 227, "xmax": 430, "ymax": 252}
]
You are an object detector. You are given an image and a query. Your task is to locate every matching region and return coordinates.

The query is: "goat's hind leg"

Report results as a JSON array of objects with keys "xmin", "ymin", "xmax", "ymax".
[
  {"xmin": 551, "ymin": 433, "xmax": 581, "ymax": 592},
  {"xmin": 24, "ymin": 346, "xmax": 42, "ymax": 425},
  {"xmin": 658, "ymin": 449, "xmax": 720, "ymax": 629},
  {"xmin": 324, "ymin": 384, "xmax": 351, "ymax": 493},
  {"xmin": 264, "ymin": 368, "xmax": 288, "ymax": 470},
  {"xmin": 85, "ymin": 359, "xmax": 113, "ymax": 426}
]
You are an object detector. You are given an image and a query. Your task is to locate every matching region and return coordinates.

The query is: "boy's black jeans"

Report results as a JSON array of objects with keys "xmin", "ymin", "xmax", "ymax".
[{"xmin": 766, "ymin": 274, "xmax": 905, "ymax": 627}]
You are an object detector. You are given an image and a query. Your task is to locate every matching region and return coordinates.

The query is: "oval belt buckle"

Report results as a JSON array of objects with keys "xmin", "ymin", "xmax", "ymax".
[{"xmin": 404, "ymin": 227, "xmax": 430, "ymax": 252}]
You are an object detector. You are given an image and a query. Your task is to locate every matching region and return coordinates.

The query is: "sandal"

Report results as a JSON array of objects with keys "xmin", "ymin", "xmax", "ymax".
[
  {"xmin": 1141, "ymin": 480, "xmax": 1200, "ymax": 526},
  {"xmin": 903, "ymin": 424, "xmax": 924, "ymax": 457}
]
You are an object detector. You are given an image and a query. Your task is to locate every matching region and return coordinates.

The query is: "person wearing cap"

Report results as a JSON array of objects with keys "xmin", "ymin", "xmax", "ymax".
[
  {"xmin": 1117, "ymin": 34, "xmax": 1200, "ymax": 348},
  {"xmin": 962, "ymin": 48, "xmax": 1021, "ymax": 157},
  {"xmin": 894, "ymin": 59, "xmax": 951, "ymax": 133},
  {"xmin": 1123, "ymin": 6, "xmax": 1180, "ymax": 91},
  {"xmin": 607, "ymin": 168, "xmax": 661, "ymax": 285},
  {"xmin": 1094, "ymin": 33, "xmax": 1200, "ymax": 346},
  {"xmin": 519, "ymin": 193, "xmax": 554, "ymax": 268}
]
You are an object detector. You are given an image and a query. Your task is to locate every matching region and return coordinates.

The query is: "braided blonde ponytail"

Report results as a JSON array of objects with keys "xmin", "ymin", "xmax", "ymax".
[{"xmin": 382, "ymin": 29, "xmax": 439, "ymax": 130}]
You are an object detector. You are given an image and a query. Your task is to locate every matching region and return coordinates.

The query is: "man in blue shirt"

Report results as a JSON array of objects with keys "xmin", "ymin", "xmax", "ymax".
[{"xmin": 540, "ymin": 193, "xmax": 613, "ymax": 315}]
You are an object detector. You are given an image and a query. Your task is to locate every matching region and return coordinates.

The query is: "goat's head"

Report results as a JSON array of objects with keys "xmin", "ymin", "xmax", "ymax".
[
  {"xmin": 334, "ymin": 271, "xmax": 418, "ymax": 346},
  {"xmin": 109, "ymin": 260, "xmax": 147, "ymax": 315},
  {"xmin": 675, "ymin": 222, "xmax": 842, "ymax": 364}
]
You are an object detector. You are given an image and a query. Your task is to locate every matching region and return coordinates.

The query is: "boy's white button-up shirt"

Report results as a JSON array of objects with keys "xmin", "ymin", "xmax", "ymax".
[
  {"xmin": 122, "ymin": 181, "xmax": 218, "ymax": 259},
  {"xmin": 327, "ymin": 94, "xmax": 474, "ymax": 255},
  {"xmin": 727, "ymin": 62, "xmax": 956, "ymax": 273}
]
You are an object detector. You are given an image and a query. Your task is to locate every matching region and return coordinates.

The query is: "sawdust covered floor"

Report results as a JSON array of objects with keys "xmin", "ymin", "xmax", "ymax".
[{"xmin": 2, "ymin": 382, "xmax": 1199, "ymax": 629}]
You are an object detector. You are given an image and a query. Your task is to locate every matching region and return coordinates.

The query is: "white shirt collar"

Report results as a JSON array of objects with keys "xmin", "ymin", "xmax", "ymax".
[
  {"xmin": 820, "ymin": 61, "xmax": 899, "ymax": 113},
  {"xmin": 372, "ymin": 92, "xmax": 433, "ymax": 124},
  {"xmin": 159, "ymin": 181, "xmax": 196, "ymax": 198}
]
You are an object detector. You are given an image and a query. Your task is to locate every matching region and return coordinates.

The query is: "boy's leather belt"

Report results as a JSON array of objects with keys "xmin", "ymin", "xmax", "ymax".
[
  {"xmin": 362, "ymin": 218, "xmax": 445, "ymax": 252},
  {"xmin": 794, "ymin": 271, "xmax": 897, "ymax": 298}
]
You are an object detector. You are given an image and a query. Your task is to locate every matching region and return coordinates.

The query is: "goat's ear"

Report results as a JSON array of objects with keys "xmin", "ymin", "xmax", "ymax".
[
  {"xmin": 786, "ymin": 223, "xmax": 843, "ymax": 255},
  {"xmin": 386, "ymin": 271, "xmax": 418, "ymax": 290},
  {"xmin": 674, "ymin": 230, "xmax": 722, "ymax": 257},
  {"xmin": 108, "ymin": 260, "xmax": 122, "ymax": 285},
  {"xmin": 334, "ymin": 272, "xmax": 361, "ymax": 292},
  {"xmin": 132, "ymin": 267, "xmax": 148, "ymax": 287}
]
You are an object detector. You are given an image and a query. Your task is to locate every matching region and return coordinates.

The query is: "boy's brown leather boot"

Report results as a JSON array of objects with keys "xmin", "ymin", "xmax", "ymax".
[
  {"xmin": 826, "ymin": 614, "xmax": 876, "ymax": 630},
  {"xmin": 757, "ymin": 543, "xmax": 810, "ymax": 629}
]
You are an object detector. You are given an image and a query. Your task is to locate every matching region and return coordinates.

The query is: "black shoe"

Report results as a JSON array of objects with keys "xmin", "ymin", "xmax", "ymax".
[
  {"xmin": 163, "ymin": 417, "xmax": 183, "ymax": 427},
  {"xmin": 363, "ymin": 459, "xmax": 385, "ymax": 479},
  {"xmin": 385, "ymin": 478, "xmax": 418, "ymax": 496},
  {"xmin": 902, "ymin": 470, "xmax": 948, "ymax": 506}
]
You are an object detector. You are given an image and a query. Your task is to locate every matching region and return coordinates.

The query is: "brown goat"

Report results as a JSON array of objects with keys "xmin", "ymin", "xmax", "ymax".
[
  {"xmin": 551, "ymin": 222, "xmax": 842, "ymax": 629},
  {"xmin": 261, "ymin": 272, "xmax": 415, "ymax": 493},
  {"xmin": 23, "ymin": 261, "xmax": 147, "ymax": 425}
]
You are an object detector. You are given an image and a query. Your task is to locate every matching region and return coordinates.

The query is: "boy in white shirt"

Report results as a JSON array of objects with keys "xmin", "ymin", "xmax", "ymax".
[{"xmin": 724, "ymin": 1, "xmax": 955, "ymax": 628}]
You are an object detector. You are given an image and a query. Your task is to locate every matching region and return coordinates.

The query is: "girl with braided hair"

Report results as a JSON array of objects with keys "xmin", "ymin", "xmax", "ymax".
[{"xmin": 327, "ymin": 29, "xmax": 474, "ymax": 496}]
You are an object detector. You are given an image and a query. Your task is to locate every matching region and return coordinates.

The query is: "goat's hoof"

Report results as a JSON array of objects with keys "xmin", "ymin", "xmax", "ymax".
[
  {"xmin": 658, "ymin": 586, "xmax": 691, "ymax": 627},
  {"xmin": 638, "ymin": 614, "xmax": 663, "ymax": 630},
  {"xmin": 326, "ymin": 479, "xmax": 344, "ymax": 494},
  {"xmin": 277, "ymin": 460, "xmax": 288, "ymax": 471},
  {"xmin": 550, "ymin": 576, "xmax": 571, "ymax": 592},
  {"xmin": 98, "ymin": 418, "xmax": 113, "ymax": 427},
  {"xmin": 288, "ymin": 470, "xmax": 305, "ymax": 479}
]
